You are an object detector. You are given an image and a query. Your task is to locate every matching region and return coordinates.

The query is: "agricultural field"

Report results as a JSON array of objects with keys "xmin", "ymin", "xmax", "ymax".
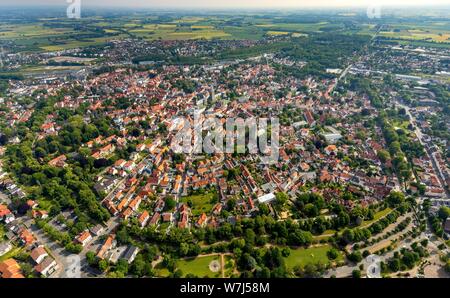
[
  {"xmin": 0, "ymin": 24, "xmax": 74, "ymax": 40},
  {"xmin": 380, "ymin": 29, "xmax": 450, "ymax": 43},
  {"xmin": 0, "ymin": 22, "xmax": 127, "ymax": 52},
  {"xmin": 379, "ymin": 21, "xmax": 450, "ymax": 44},
  {"xmin": 266, "ymin": 31, "xmax": 291, "ymax": 36},
  {"xmin": 1, "ymin": 12, "xmax": 449, "ymax": 54}
]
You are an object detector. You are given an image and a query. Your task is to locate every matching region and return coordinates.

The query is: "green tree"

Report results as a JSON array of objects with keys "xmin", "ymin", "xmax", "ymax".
[
  {"xmin": 327, "ymin": 248, "xmax": 339, "ymax": 260},
  {"xmin": 352, "ymin": 269, "xmax": 361, "ymax": 278},
  {"xmin": 438, "ymin": 206, "xmax": 450, "ymax": 221},
  {"xmin": 387, "ymin": 191, "xmax": 405, "ymax": 207},
  {"xmin": 165, "ymin": 197, "xmax": 176, "ymax": 211},
  {"xmin": 98, "ymin": 259, "xmax": 108, "ymax": 272},
  {"xmin": 275, "ymin": 192, "xmax": 289, "ymax": 209},
  {"xmin": 86, "ymin": 251, "xmax": 97, "ymax": 266}
]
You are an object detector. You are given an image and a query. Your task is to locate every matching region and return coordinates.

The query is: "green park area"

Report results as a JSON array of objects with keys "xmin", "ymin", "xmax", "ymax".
[
  {"xmin": 285, "ymin": 244, "xmax": 344, "ymax": 270},
  {"xmin": 176, "ymin": 255, "xmax": 222, "ymax": 278},
  {"xmin": 361, "ymin": 208, "xmax": 393, "ymax": 228}
]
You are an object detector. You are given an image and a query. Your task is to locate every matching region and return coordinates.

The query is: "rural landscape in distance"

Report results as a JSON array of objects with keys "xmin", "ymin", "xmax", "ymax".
[{"xmin": 0, "ymin": 0, "xmax": 449, "ymax": 283}]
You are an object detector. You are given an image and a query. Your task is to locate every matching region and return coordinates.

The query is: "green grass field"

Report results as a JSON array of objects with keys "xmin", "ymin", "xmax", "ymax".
[
  {"xmin": 180, "ymin": 192, "xmax": 216, "ymax": 216},
  {"xmin": 377, "ymin": 21, "xmax": 450, "ymax": 46},
  {"xmin": 361, "ymin": 208, "xmax": 393, "ymax": 228},
  {"xmin": 380, "ymin": 30, "xmax": 450, "ymax": 43},
  {"xmin": 1, "ymin": 14, "xmax": 449, "ymax": 54},
  {"xmin": 312, "ymin": 208, "xmax": 394, "ymax": 242},
  {"xmin": 256, "ymin": 22, "xmax": 330, "ymax": 33},
  {"xmin": 176, "ymin": 255, "xmax": 222, "ymax": 278},
  {"xmin": 285, "ymin": 244, "xmax": 343, "ymax": 269},
  {"xmin": 0, "ymin": 246, "xmax": 23, "ymax": 262}
]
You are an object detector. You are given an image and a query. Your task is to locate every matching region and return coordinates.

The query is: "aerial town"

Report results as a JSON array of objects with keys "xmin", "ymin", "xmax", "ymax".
[{"xmin": 0, "ymin": 4, "xmax": 449, "ymax": 280}]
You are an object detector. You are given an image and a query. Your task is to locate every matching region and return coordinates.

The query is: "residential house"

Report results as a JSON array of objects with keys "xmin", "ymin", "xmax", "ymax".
[
  {"xmin": 122, "ymin": 246, "xmax": 140, "ymax": 264},
  {"xmin": 195, "ymin": 213, "xmax": 208, "ymax": 228},
  {"xmin": 30, "ymin": 246, "xmax": 48, "ymax": 264},
  {"xmin": 75, "ymin": 230, "xmax": 92, "ymax": 247},
  {"xmin": 18, "ymin": 228, "xmax": 36, "ymax": 247},
  {"xmin": 138, "ymin": 210, "xmax": 150, "ymax": 228},
  {"xmin": 35, "ymin": 257, "xmax": 58, "ymax": 277},
  {"xmin": 0, "ymin": 259, "xmax": 24, "ymax": 278},
  {"xmin": 90, "ymin": 224, "xmax": 104, "ymax": 236}
]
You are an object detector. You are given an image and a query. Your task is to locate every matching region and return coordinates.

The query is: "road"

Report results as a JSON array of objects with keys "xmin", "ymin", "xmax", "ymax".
[
  {"xmin": 346, "ymin": 213, "xmax": 413, "ymax": 252},
  {"xmin": 29, "ymin": 215, "xmax": 120, "ymax": 278},
  {"xmin": 325, "ymin": 204, "xmax": 449, "ymax": 278},
  {"xmin": 395, "ymin": 101, "xmax": 450, "ymax": 197},
  {"xmin": 324, "ymin": 234, "xmax": 424, "ymax": 278},
  {"xmin": 30, "ymin": 222, "xmax": 73, "ymax": 278},
  {"xmin": 78, "ymin": 216, "xmax": 120, "ymax": 277}
]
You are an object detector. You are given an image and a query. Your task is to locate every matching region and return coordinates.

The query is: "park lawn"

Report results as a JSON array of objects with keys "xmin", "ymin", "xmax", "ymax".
[
  {"xmin": 180, "ymin": 193, "xmax": 216, "ymax": 216},
  {"xmin": 176, "ymin": 255, "xmax": 222, "ymax": 278},
  {"xmin": 285, "ymin": 244, "xmax": 343, "ymax": 269},
  {"xmin": 361, "ymin": 208, "xmax": 393, "ymax": 228},
  {"xmin": 313, "ymin": 229, "xmax": 336, "ymax": 241}
]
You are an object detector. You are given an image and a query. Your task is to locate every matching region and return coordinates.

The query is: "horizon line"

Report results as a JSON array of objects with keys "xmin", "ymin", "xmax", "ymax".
[{"xmin": 0, "ymin": 4, "xmax": 450, "ymax": 9}]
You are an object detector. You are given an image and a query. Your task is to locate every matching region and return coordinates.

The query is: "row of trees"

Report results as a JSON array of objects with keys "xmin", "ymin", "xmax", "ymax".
[
  {"xmin": 378, "ymin": 113, "xmax": 413, "ymax": 184},
  {"xmin": 384, "ymin": 242, "xmax": 428, "ymax": 273}
]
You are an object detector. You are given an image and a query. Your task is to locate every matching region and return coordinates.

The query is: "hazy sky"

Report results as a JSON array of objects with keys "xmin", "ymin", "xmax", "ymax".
[{"xmin": 0, "ymin": 0, "xmax": 449, "ymax": 8}]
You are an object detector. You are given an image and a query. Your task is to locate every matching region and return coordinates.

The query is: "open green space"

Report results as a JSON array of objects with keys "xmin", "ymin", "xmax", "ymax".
[
  {"xmin": 285, "ymin": 244, "xmax": 343, "ymax": 269},
  {"xmin": 176, "ymin": 255, "xmax": 222, "ymax": 278},
  {"xmin": 180, "ymin": 192, "xmax": 216, "ymax": 216},
  {"xmin": 0, "ymin": 246, "xmax": 23, "ymax": 262},
  {"xmin": 361, "ymin": 208, "xmax": 393, "ymax": 228}
]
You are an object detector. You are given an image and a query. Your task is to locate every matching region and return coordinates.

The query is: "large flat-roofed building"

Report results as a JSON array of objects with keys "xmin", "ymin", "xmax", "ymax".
[{"xmin": 257, "ymin": 193, "xmax": 276, "ymax": 204}]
